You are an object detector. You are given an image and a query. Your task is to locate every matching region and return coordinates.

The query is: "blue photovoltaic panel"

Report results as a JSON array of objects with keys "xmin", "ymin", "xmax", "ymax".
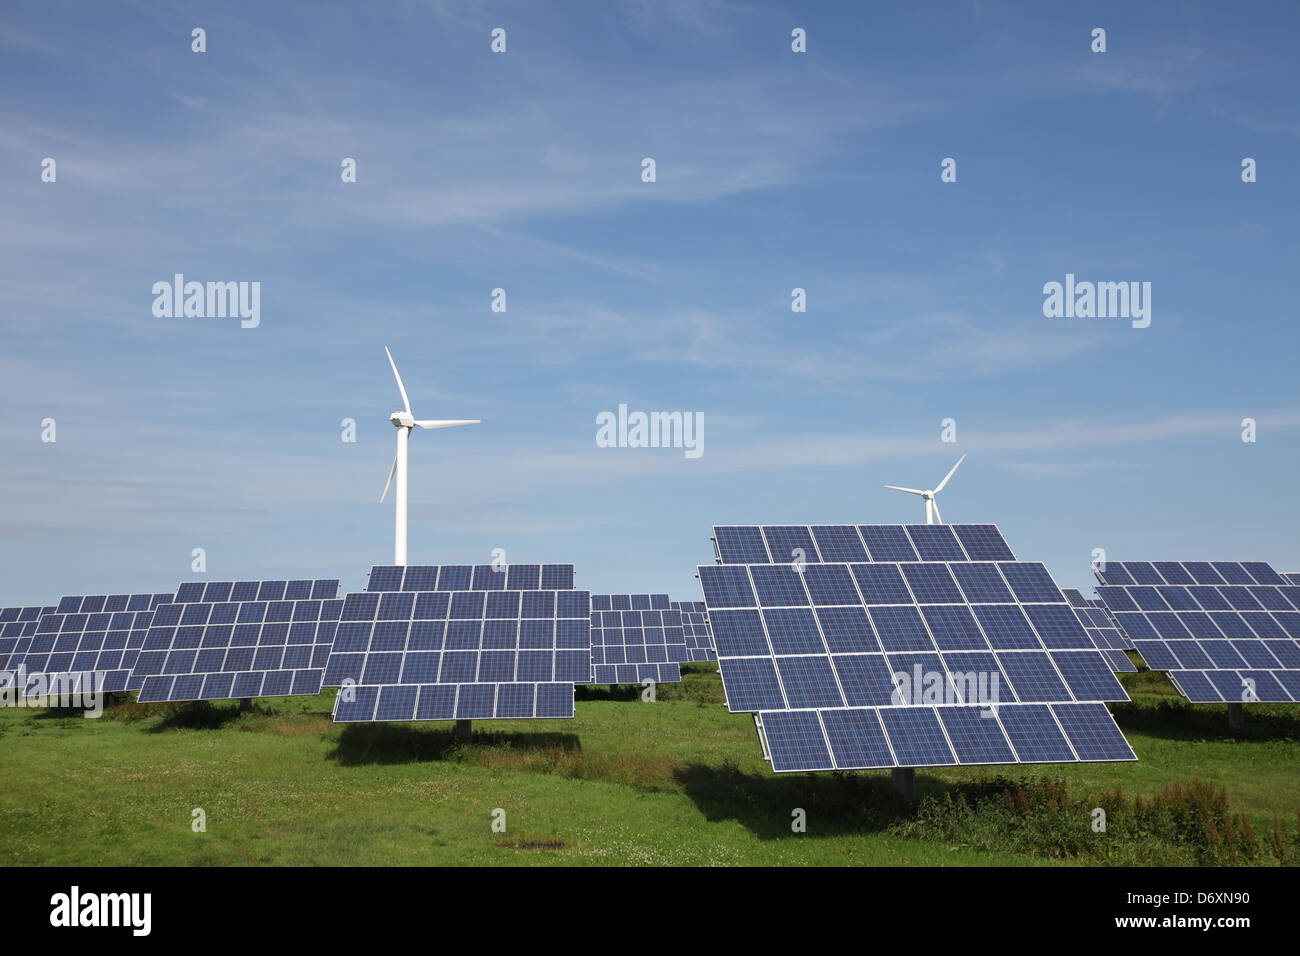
[
  {"xmin": 701, "ymin": 525, "xmax": 1134, "ymax": 772},
  {"xmin": 329, "ymin": 568, "xmax": 589, "ymax": 721},
  {"xmin": 0, "ymin": 606, "xmax": 55, "ymax": 692},
  {"xmin": 3, "ymin": 594, "xmax": 174, "ymax": 696},
  {"xmin": 758, "ymin": 702, "xmax": 1135, "ymax": 772},
  {"xmin": 713, "ymin": 524, "xmax": 1014, "ymax": 565},
  {"xmin": 133, "ymin": 581, "xmax": 343, "ymax": 702},
  {"xmin": 1063, "ymin": 593, "xmax": 1137, "ymax": 672},
  {"xmin": 1093, "ymin": 560, "xmax": 1300, "ymax": 704},
  {"xmin": 365, "ymin": 565, "xmax": 573, "ymax": 592},
  {"xmin": 672, "ymin": 600, "xmax": 716, "ymax": 662},
  {"xmin": 590, "ymin": 594, "xmax": 688, "ymax": 683}
]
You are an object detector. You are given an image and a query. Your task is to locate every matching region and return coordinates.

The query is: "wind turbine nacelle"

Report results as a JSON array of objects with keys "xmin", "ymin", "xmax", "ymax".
[{"xmin": 390, "ymin": 411, "xmax": 415, "ymax": 428}]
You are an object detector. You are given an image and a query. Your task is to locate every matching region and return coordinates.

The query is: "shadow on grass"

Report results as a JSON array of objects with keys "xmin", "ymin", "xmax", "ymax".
[
  {"xmin": 674, "ymin": 761, "xmax": 915, "ymax": 838},
  {"xmin": 1113, "ymin": 699, "xmax": 1300, "ymax": 743},
  {"xmin": 575, "ymin": 684, "xmax": 642, "ymax": 702},
  {"xmin": 144, "ymin": 700, "xmax": 260, "ymax": 732},
  {"xmin": 325, "ymin": 723, "xmax": 582, "ymax": 766}
]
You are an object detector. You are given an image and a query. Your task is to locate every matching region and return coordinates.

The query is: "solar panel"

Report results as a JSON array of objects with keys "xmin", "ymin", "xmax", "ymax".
[
  {"xmin": 712, "ymin": 524, "xmax": 1016, "ymax": 564},
  {"xmin": 365, "ymin": 564, "xmax": 575, "ymax": 592},
  {"xmin": 1, "ymin": 595, "xmax": 174, "ymax": 696},
  {"xmin": 1062, "ymin": 588, "xmax": 1137, "ymax": 673},
  {"xmin": 698, "ymin": 527, "xmax": 1135, "ymax": 773},
  {"xmin": 590, "ymin": 594, "xmax": 688, "ymax": 683},
  {"xmin": 326, "ymin": 567, "xmax": 590, "ymax": 721},
  {"xmin": 672, "ymin": 600, "xmax": 716, "ymax": 662},
  {"xmin": 0, "ymin": 605, "xmax": 55, "ymax": 693},
  {"xmin": 131, "ymin": 580, "xmax": 343, "ymax": 702},
  {"xmin": 1092, "ymin": 561, "xmax": 1300, "ymax": 704}
]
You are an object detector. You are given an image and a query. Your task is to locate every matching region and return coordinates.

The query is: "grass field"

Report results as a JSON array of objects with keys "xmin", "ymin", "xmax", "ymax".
[{"xmin": 2, "ymin": 663, "xmax": 1297, "ymax": 866}]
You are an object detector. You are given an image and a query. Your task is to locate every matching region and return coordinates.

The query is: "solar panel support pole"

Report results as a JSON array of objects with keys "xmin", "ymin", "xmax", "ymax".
[
  {"xmin": 1226, "ymin": 702, "xmax": 1245, "ymax": 733},
  {"xmin": 891, "ymin": 768, "xmax": 917, "ymax": 803},
  {"xmin": 455, "ymin": 719, "xmax": 472, "ymax": 742}
]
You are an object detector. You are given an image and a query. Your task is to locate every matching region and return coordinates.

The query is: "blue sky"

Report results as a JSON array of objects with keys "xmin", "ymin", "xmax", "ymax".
[{"xmin": 1, "ymin": 0, "xmax": 1298, "ymax": 604}]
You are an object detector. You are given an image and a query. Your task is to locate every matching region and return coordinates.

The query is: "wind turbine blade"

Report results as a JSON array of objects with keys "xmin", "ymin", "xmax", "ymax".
[
  {"xmin": 413, "ymin": 419, "xmax": 481, "ymax": 430},
  {"xmin": 933, "ymin": 454, "xmax": 966, "ymax": 494},
  {"xmin": 384, "ymin": 346, "xmax": 412, "ymax": 416},
  {"xmin": 380, "ymin": 453, "xmax": 397, "ymax": 502},
  {"xmin": 931, "ymin": 498, "xmax": 942, "ymax": 524},
  {"xmin": 884, "ymin": 485, "xmax": 927, "ymax": 496}
]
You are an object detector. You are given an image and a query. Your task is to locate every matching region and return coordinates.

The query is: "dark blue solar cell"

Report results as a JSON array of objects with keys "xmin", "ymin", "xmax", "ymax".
[
  {"xmin": 284, "ymin": 581, "xmax": 313, "ymax": 601},
  {"xmin": 1023, "ymin": 605, "xmax": 1093, "ymax": 649},
  {"xmin": 1212, "ymin": 562, "xmax": 1254, "ymax": 585},
  {"xmin": 1145, "ymin": 612, "xmax": 1193, "ymax": 641},
  {"xmin": 1186, "ymin": 587, "xmax": 1232, "ymax": 611},
  {"xmin": 1181, "ymin": 562, "xmax": 1225, "ymax": 585},
  {"xmin": 920, "ymin": 606, "xmax": 988, "ymax": 651},
  {"xmin": 775, "ymin": 656, "xmax": 844, "ymax": 708},
  {"xmin": 714, "ymin": 526, "xmax": 770, "ymax": 563},
  {"xmin": 1095, "ymin": 586, "xmax": 1139, "ymax": 613},
  {"xmin": 997, "ymin": 652, "xmax": 1071, "ymax": 702},
  {"xmin": 810, "ymin": 525, "xmax": 869, "ymax": 562},
  {"xmin": 831, "ymin": 654, "xmax": 900, "ymax": 706},
  {"xmin": 749, "ymin": 565, "xmax": 810, "ymax": 606},
  {"xmin": 311, "ymin": 579, "xmax": 340, "ymax": 600},
  {"xmin": 540, "ymin": 565, "xmax": 575, "ymax": 590},
  {"xmin": 535, "ymin": 683, "xmax": 574, "ymax": 717},
  {"xmin": 1120, "ymin": 562, "xmax": 1163, "ymax": 585},
  {"xmin": 697, "ymin": 565, "xmax": 758, "ymax": 608},
  {"xmin": 1218, "ymin": 586, "xmax": 1263, "ymax": 611},
  {"xmin": 858, "ymin": 526, "xmax": 919, "ymax": 562},
  {"xmin": 814, "ymin": 606, "xmax": 879, "ymax": 653},
  {"xmin": 800, "ymin": 564, "xmax": 860, "ymax": 605},
  {"xmin": 555, "ymin": 591, "xmax": 588, "ymax": 619},
  {"xmin": 999, "ymin": 563, "xmax": 1064, "ymax": 603},
  {"xmin": 1155, "ymin": 586, "xmax": 1200, "ymax": 611},
  {"xmin": 1232, "ymin": 639, "xmax": 1281, "ymax": 668},
  {"xmin": 1208, "ymin": 613, "xmax": 1255, "ymax": 641},
  {"xmin": 334, "ymin": 685, "xmax": 379, "ymax": 721},
  {"xmin": 1111, "ymin": 613, "xmax": 1158, "ymax": 642},
  {"xmin": 905, "ymin": 525, "xmax": 966, "ymax": 561},
  {"xmin": 850, "ymin": 564, "xmax": 913, "ymax": 604},
  {"xmin": 1201, "ymin": 641, "xmax": 1248, "ymax": 667},
  {"xmin": 1096, "ymin": 563, "xmax": 1134, "ymax": 585},
  {"xmin": 998, "ymin": 704, "xmax": 1075, "ymax": 761},
  {"xmin": 1051, "ymin": 703, "xmax": 1134, "ymax": 761},
  {"xmin": 899, "ymin": 564, "xmax": 964, "ymax": 603},
  {"xmin": 937, "ymin": 706, "xmax": 1017, "ymax": 764},
  {"xmin": 437, "ymin": 566, "xmax": 472, "ymax": 591},
  {"xmin": 1166, "ymin": 640, "xmax": 1214, "ymax": 669},
  {"xmin": 1152, "ymin": 562, "xmax": 1195, "ymax": 586},
  {"xmin": 168, "ymin": 674, "xmax": 206, "ymax": 701},
  {"xmin": 1049, "ymin": 651, "xmax": 1127, "ymax": 701},
  {"xmin": 1238, "ymin": 670, "xmax": 1290, "ymax": 702},
  {"xmin": 718, "ymin": 657, "xmax": 785, "ymax": 711},
  {"xmin": 883, "ymin": 652, "xmax": 946, "ymax": 705},
  {"xmin": 762, "ymin": 526, "xmax": 820, "ymax": 565},
  {"xmin": 453, "ymin": 684, "xmax": 496, "ymax": 719},
  {"xmin": 819, "ymin": 708, "xmax": 895, "ymax": 768},
  {"xmin": 972, "ymin": 605, "xmax": 1041, "ymax": 650},
  {"xmin": 231, "ymin": 671, "xmax": 263, "ymax": 698},
  {"xmin": 415, "ymin": 684, "xmax": 457, "ymax": 720},
  {"xmin": 496, "ymin": 683, "xmax": 535, "ymax": 718},
  {"xmin": 1242, "ymin": 562, "xmax": 1287, "ymax": 586},
  {"xmin": 137, "ymin": 675, "xmax": 174, "ymax": 702},
  {"xmin": 868, "ymin": 606, "xmax": 935, "ymax": 653},
  {"xmin": 878, "ymin": 708, "xmax": 955, "ymax": 766},
  {"xmin": 1240, "ymin": 613, "xmax": 1287, "ymax": 640},
  {"xmin": 1130, "ymin": 640, "xmax": 1178, "ymax": 670},
  {"xmin": 375, "ymin": 685, "xmax": 418, "ymax": 721},
  {"xmin": 761, "ymin": 710, "xmax": 833, "ymax": 772},
  {"xmin": 938, "ymin": 651, "xmax": 1005, "ymax": 707},
  {"xmin": 174, "ymin": 584, "xmax": 204, "ymax": 604},
  {"xmin": 502, "ymin": 565, "xmax": 540, "ymax": 591},
  {"xmin": 1247, "ymin": 587, "xmax": 1293, "ymax": 611},
  {"xmin": 950, "ymin": 564, "xmax": 1015, "ymax": 604},
  {"xmin": 1168, "ymin": 670, "xmax": 1221, "ymax": 702},
  {"xmin": 1263, "ymin": 639, "xmax": 1300, "ymax": 667},
  {"xmin": 762, "ymin": 608, "xmax": 826, "ymax": 655},
  {"xmin": 1274, "ymin": 672, "xmax": 1300, "ymax": 702},
  {"xmin": 952, "ymin": 525, "xmax": 1016, "ymax": 561},
  {"xmin": 1127, "ymin": 587, "xmax": 1170, "ymax": 612}
]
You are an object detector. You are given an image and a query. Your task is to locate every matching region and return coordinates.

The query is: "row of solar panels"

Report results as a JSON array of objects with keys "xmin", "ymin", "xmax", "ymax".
[{"xmin": 0, "ymin": 574, "xmax": 717, "ymax": 718}]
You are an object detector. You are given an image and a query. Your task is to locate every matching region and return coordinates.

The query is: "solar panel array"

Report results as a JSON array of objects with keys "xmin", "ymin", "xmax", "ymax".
[
  {"xmin": 1062, "ymin": 588, "xmax": 1136, "ymax": 673},
  {"xmin": 133, "ymin": 579, "xmax": 342, "ymax": 703},
  {"xmin": 1286, "ymin": 573, "xmax": 1300, "ymax": 587},
  {"xmin": 712, "ymin": 523, "xmax": 1017, "ymax": 564},
  {"xmin": 0, "ymin": 606, "xmax": 56, "ymax": 692},
  {"xmin": 8, "ymin": 593, "xmax": 178, "ymax": 695},
  {"xmin": 327, "ymin": 566, "xmax": 591, "ymax": 721},
  {"xmin": 590, "ymin": 594, "xmax": 688, "ymax": 683},
  {"xmin": 698, "ymin": 524, "xmax": 1135, "ymax": 772},
  {"xmin": 1093, "ymin": 561, "xmax": 1300, "ymax": 703},
  {"xmin": 364, "ymin": 564, "xmax": 575, "ymax": 592},
  {"xmin": 673, "ymin": 600, "xmax": 716, "ymax": 662}
]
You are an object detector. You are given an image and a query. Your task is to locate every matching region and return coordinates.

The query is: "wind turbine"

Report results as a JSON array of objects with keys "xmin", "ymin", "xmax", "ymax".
[
  {"xmin": 885, "ymin": 454, "xmax": 966, "ymax": 524},
  {"xmin": 380, "ymin": 347, "xmax": 480, "ymax": 565}
]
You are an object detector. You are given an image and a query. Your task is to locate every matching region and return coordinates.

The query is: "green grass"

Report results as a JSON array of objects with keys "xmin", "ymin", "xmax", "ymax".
[{"xmin": 1, "ymin": 663, "xmax": 1297, "ymax": 866}]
